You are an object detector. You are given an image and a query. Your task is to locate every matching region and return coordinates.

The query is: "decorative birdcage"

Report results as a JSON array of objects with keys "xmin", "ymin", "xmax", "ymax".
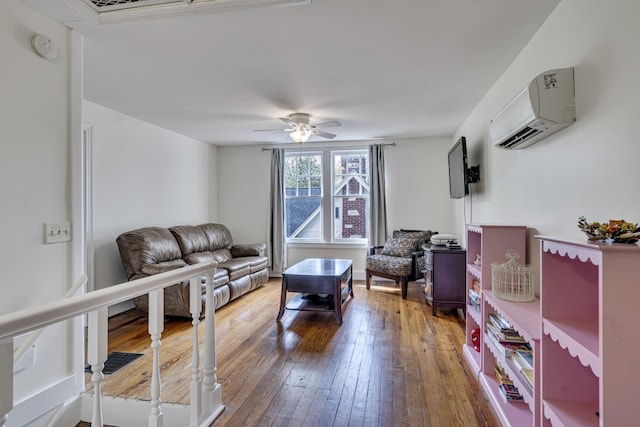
[{"xmin": 491, "ymin": 250, "xmax": 535, "ymax": 302}]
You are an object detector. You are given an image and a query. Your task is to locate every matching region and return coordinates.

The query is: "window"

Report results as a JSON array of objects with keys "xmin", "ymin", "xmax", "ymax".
[
  {"xmin": 285, "ymin": 148, "xmax": 369, "ymax": 243},
  {"xmin": 284, "ymin": 151, "xmax": 322, "ymax": 240}
]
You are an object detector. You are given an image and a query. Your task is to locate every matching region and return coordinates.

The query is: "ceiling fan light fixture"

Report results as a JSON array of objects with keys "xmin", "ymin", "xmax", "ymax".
[
  {"xmin": 290, "ymin": 128, "xmax": 311, "ymax": 143},
  {"xmin": 255, "ymin": 112, "xmax": 340, "ymax": 142}
]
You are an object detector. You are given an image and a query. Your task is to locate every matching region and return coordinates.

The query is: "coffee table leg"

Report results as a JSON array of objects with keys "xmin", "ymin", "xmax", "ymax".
[
  {"xmin": 277, "ymin": 277, "xmax": 287, "ymax": 321},
  {"xmin": 334, "ymin": 277, "xmax": 343, "ymax": 325},
  {"xmin": 348, "ymin": 266, "xmax": 354, "ymax": 299},
  {"xmin": 334, "ymin": 266, "xmax": 353, "ymax": 325}
]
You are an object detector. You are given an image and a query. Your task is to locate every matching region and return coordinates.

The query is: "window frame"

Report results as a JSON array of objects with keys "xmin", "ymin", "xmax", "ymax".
[{"xmin": 284, "ymin": 147, "xmax": 369, "ymax": 245}]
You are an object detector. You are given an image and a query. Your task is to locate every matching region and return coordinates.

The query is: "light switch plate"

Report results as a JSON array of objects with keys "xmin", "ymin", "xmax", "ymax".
[{"xmin": 44, "ymin": 222, "xmax": 71, "ymax": 243}]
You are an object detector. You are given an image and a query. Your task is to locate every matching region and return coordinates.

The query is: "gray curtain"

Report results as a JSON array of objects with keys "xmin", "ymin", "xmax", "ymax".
[
  {"xmin": 268, "ymin": 148, "xmax": 286, "ymax": 274},
  {"xmin": 369, "ymin": 144, "xmax": 388, "ymax": 246}
]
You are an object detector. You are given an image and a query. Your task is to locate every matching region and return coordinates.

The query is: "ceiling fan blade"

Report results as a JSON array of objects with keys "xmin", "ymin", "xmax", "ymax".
[
  {"xmin": 312, "ymin": 130, "xmax": 336, "ymax": 139},
  {"xmin": 254, "ymin": 127, "xmax": 294, "ymax": 132},
  {"xmin": 279, "ymin": 117, "xmax": 296, "ymax": 126},
  {"xmin": 313, "ymin": 120, "xmax": 341, "ymax": 129}
]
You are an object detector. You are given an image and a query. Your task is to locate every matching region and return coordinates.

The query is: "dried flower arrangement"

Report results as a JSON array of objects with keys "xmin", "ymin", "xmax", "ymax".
[{"xmin": 578, "ymin": 216, "xmax": 640, "ymax": 243}]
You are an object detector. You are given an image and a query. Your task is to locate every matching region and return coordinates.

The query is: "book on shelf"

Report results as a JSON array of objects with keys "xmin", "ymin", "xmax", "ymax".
[
  {"xmin": 469, "ymin": 289, "xmax": 481, "ymax": 313},
  {"xmin": 520, "ymin": 368, "xmax": 534, "ymax": 388},
  {"xmin": 486, "ymin": 329, "xmax": 532, "ymax": 357},
  {"xmin": 488, "ymin": 313, "xmax": 515, "ymax": 333},
  {"xmin": 499, "ymin": 383, "xmax": 521, "ymax": 396},
  {"xmin": 512, "ymin": 349, "xmax": 534, "ymax": 371},
  {"xmin": 486, "ymin": 321, "xmax": 527, "ymax": 344},
  {"xmin": 471, "ymin": 278, "xmax": 481, "ymax": 293},
  {"xmin": 494, "ymin": 363, "xmax": 512, "ymax": 385},
  {"xmin": 498, "ymin": 383, "xmax": 525, "ymax": 403}
]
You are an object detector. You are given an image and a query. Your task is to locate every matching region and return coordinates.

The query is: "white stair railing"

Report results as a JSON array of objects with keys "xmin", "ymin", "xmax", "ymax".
[
  {"xmin": 0, "ymin": 261, "xmax": 223, "ymax": 427},
  {"xmin": 13, "ymin": 274, "xmax": 88, "ymax": 365}
]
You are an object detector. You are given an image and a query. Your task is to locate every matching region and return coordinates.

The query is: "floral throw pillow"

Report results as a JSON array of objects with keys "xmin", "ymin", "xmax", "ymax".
[
  {"xmin": 393, "ymin": 229, "xmax": 436, "ymax": 244},
  {"xmin": 381, "ymin": 237, "xmax": 421, "ymax": 258}
]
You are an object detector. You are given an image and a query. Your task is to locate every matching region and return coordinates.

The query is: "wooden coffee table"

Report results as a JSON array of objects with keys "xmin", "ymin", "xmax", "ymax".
[{"xmin": 277, "ymin": 258, "xmax": 353, "ymax": 325}]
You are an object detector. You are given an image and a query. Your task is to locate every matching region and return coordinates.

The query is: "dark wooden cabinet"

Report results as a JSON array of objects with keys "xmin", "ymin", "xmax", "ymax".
[{"xmin": 422, "ymin": 245, "xmax": 466, "ymax": 316}]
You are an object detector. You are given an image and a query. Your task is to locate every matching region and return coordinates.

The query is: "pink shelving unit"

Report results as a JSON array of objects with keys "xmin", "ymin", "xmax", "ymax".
[
  {"xmin": 482, "ymin": 290, "xmax": 540, "ymax": 427},
  {"xmin": 538, "ymin": 236, "xmax": 640, "ymax": 427},
  {"xmin": 463, "ymin": 224, "xmax": 532, "ymax": 427}
]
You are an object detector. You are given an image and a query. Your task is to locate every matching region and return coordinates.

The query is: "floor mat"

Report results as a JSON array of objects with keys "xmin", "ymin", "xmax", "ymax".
[{"xmin": 84, "ymin": 351, "xmax": 143, "ymax": 375}]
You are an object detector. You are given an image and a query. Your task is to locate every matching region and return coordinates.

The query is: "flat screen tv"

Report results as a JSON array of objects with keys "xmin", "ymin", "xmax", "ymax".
[{"xmin": 448, "ymin": 136, "xmax": 469, "ymax": 199}]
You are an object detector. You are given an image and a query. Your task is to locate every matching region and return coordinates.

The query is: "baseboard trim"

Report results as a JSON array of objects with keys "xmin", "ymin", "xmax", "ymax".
[
  {"xmin": 7, "ymin": 375, "xmax": 76, "ymax": 427},
  {"xmin": 80, "ymin": 393, "xmax": 224, "ymax": 427}
]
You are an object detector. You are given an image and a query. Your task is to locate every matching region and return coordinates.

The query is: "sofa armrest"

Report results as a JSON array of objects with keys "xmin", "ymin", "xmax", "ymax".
[
  {"xmin": 140, "ymin": 260, "xmax": 187, "ymax": 276},
  {"xmin": 368, "ymin": 245, "xmax": 384, "ymax": 256},
  {"xmin": 411, "ymin": 250, "xmax": 426, "ymax": 280},
  {"xmin": 231, "ymin": 243, "xmax": 267, "ymax": 257}
]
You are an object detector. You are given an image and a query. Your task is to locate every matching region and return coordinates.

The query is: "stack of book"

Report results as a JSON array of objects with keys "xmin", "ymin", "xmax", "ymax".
[
  {"xmin": 512, "ymin": 349, "xmax": 534, "ymax": 388},
  {"xmin": 468, "ymin": 289, "xmax": 481, "ymax": 313},
  {"xmin": 495, "ymin": 362, "xmax": 511, "ymax": 385},
  {"xmin": 499, "ymin": 383, "xmax": 525, "ymax": 403},
  {"xmin": 495, "ymin": 363, "xmax": 525, "ymax": 403},
  {"xmin": 486, "ymin": 313, "xmax": 527, "ymax": 345},
  {"xmin": 487, "ymin": 312, "xmax": 535, "ymax": 394},
  {"xmin": 468, "ymin": 278, "xmax": 481, "ymax": 313}
]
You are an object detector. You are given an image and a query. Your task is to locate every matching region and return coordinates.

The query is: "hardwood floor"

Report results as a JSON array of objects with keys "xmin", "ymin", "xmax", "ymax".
[{"xmin": 86, "ymin": 278, "xmax": 499, "ymax": 426}]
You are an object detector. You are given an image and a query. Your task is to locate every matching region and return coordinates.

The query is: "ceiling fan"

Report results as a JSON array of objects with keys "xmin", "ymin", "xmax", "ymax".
[{"xmin": 255, "ymin": 113, "xmax": 341, "ymax": 143}]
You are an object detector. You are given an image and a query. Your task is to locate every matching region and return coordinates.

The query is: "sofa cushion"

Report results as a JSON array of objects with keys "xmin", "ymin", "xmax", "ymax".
[
  {"xmin": 169, "ymin": 225, "xmax": 210, "ymax": 255},
  {"xmin": 366, "ymin": 254, "xmax": 413, "ymax": 276},
  {"xmin": 246, "ymin": 256, "xmax": 269, "ymax": 273},
  {"xmin": 218, "ymin": 259, "xmax": 252, "ymax": 281},
  {"xmin": 393, "ymin": 229, "xmax": 437, "ymax": 245},
  {"xmin": 141, "ymin": 260, "xmax": 187, "ymax": 276},
  {"xmin": 116, "ymin": 227, "xmax": 183, "ymax": 280},
  {"xmin": 228, "ymin": 274, "xmax": 252, "ymax": 301},
  {"xmin": 230, "ymin": 243, "xmax": 266, "ymax": 257},
  {"xmin": 211, "ymin": 269, "xmax": 230, "ymax": 289},
  {"xmin": 198, "ymin": 223, "xmax": 233, "ymax": 251},
  {"xmin": 212, "ymin": 248, "xmax": 233, "ymax": 263},
  {"xmin": 381, "ymin": 237, "xmax": 421, "ymax": 258},
  {"xmin": 183, "ymin": 251, "xmax": 215, "ymax": 265}
]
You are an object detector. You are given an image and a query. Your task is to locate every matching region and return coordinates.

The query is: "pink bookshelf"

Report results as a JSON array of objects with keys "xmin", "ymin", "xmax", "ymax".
[
  {"xmin": 538, "ymin": 236, "xmax": 640, "ymax": 427},
  {"xmin": 463, "ymin": 224, "xmax": 533, "ymax": 427},
  {"xmin": 464, "ymin": 231, "xmax": 640, "ymax": 426}
]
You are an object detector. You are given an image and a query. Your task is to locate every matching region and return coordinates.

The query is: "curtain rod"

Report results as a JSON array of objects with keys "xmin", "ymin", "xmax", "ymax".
[{"xmin": 261, "ymin": 142, "xmax": 396, "ymax": 152}]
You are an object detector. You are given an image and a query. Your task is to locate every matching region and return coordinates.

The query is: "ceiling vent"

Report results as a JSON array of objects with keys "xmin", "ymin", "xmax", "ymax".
[
  {"xmin": 24, "ymin": 0, "xmax": 310, "ymax": 25},
  {"xmin": 490, "ymin": 68, "xmax": 575, "ymax": 150},
  {"xmin": 83, "ymin": 1, "xmax": 184, "ymax": 13}
]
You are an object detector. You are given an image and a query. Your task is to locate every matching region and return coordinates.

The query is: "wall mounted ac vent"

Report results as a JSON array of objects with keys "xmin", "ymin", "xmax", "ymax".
[
  {"xmin": 25, "ymin": 0, "xmax": 310, "ymax": 25},
  {"xmin": 490, "ymin": 67, "xmax": 575, "ymax": 150},
  {"xmin": 85, "ymin": 0, "xmax": 181, "ymax": 13},
  {"xmin": 498, "ymin": 126, "xmax": 543, "ymax": 150}
]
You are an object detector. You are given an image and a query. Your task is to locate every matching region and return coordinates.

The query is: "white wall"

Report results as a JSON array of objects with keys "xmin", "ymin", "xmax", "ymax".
[
  {"xmin": 385, "ymin": 137, "xmax": 454, "ymax": 234},
  {"xmin": 84, "ymin": 101, "xmax": 216, "ymax": 292},
  {"xmin": 0, "ymin": 0, "xmax": 73, "ymax": 409},
  {"xmin": 216, "ymin": 137, "xmax": 454, "ymax": 277},
  {"xmin": 216, "ymin": 144, "xmax": 272, "ymax": 245},
  {"xmin": 454, "ymin": 0, "xmax": 640, "ymax": 271}
]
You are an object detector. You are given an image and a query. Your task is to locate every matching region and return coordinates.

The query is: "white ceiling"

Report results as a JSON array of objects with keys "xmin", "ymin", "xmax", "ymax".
[{"xmin": 26, "ymin": 0, "xmax": 560, "ymax": 145}]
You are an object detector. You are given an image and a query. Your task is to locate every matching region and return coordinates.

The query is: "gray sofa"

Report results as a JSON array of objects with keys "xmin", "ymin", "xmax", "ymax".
[{"xmin": 116, "ymin": 223, "xmax": 269, "ymax": 317}]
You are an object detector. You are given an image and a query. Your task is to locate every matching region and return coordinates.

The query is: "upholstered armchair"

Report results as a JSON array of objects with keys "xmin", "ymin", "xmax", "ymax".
[{"xmin": 365, "ymin": 229, "xmax": 437, "ymax": 299}]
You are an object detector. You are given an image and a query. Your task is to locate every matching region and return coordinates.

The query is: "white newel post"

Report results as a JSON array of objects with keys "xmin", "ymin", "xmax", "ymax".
[
  {"xmin": 189, "ymin": 276, "xmax": 202, "ymax": 427},
  {"xmin": 148, "ymin": 289, "xmax": 164, "ymax": 427},
  {"xmin": 201, "ymin": 268, "xmax": 222, "ymax": 417},
  {"xmin": 88, "ymin": 307, "xmax": 108, "ymax": 427},
  {"xmin": 0, "ymin": 338, "xmax": 13, "ymax": 427}
]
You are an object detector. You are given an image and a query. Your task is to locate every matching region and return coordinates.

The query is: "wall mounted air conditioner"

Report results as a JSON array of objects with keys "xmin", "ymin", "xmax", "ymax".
[{"xmin": 490, "ymin": 67, "xmax": 575, "ymax": 150}]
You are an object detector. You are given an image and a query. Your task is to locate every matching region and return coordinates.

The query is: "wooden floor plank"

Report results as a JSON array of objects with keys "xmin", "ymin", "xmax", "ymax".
[{"xmin": 82, "ymin": 278, "xmax": 500, "ymax": 427}]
